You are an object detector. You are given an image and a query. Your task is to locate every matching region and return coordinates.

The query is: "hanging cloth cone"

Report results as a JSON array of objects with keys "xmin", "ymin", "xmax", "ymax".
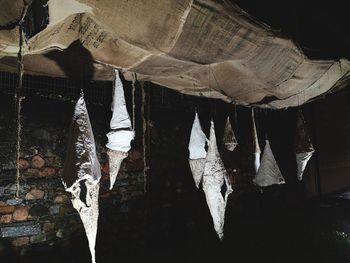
[
  {"xmin": 253, "ymin": 140, "xmax": 285, "ymax": 187},
  {"xmin": 106, "ymin": 69, "xmax": 135, "ymax": 190},
  {"xmin": 295, "ymin": 110, "xmax": 314, "ymax": 181},
  {"xmin": 251, "ymin": 109, "xmax": 261, "ymax": 174},
  {"xmin": 63, "ymin": 94, "xmax": 101, "ymax": 263},
  {"xmin": 202, "ymin": 121, "xmax": 233, "ymax": 240},
  {"xmin": 188, "ymin": 112, "xmax": 208, "ymax": 188},
  {"xmin": 223, "ymin": 116, "xmax": 238, "ymax": 151}
]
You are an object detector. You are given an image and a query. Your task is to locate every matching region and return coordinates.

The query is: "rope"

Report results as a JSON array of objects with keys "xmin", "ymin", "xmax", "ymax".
[
  {"xmin": 15, "ymin": 0, "xmax": 30, "ymax": 199},
  {"xmin": 131, "ymin": 73, "xmax": 136, "ymax": 131},
  {"xmin": 234, "ymin": 103, "xmax": 238, "ymax": 126},
  {"xmin": 141, "ymin": 81, "xmax": 147, "ymax": 192}
]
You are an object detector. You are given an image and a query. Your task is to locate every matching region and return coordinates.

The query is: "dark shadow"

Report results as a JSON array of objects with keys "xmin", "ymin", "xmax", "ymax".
[
  {"xmin": 23, "ymin": 0, "xmax": 49, "ymax": 38},
  {"xmin": 44, "ymin": 40, "xmax": 95, "ymax": 96},
  {"xmin": 0, "ymin": 239, "xmax": 20, "ymax": 263},
  {"xmin": 254, "ymin": 95, "xmax": 280, "ymax": 105}
]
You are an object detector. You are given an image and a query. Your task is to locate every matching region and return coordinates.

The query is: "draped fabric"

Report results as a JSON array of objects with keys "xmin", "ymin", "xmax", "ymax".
[{"xmin": 2, "ymin": 0, "xmax": 350, "ymax": 108}]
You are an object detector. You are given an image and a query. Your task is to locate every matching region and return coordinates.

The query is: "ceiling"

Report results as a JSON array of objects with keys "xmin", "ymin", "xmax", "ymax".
[{"xmin": 0, "ymin": 0, "xmax": 349, "ymax": 108}]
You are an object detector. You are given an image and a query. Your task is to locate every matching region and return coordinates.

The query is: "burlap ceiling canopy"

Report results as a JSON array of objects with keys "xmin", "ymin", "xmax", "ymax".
[{"xmin": 1, "ymin": 0, "xmax": 349, "ymax": 108}]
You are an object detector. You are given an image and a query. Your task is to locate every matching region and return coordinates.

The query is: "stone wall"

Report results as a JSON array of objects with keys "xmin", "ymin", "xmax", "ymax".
[{"xmin": 0, "ymin": 88, "xmax": 146, "ymax": 256}]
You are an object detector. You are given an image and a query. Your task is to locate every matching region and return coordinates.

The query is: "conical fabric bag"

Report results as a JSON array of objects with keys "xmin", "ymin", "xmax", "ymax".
[
  {"xmin": 295, "ymin": 110, "xmax": 314, "ymax": 181},
  {"xmin": 63, "ymin": 95, "xmax": 101, "ymax": 263},
  {"xmin": 252, "ymin": 109, "xmax": 261, "ymax": 173},
  {"xmin": 106, "ymin": 69, "xmax": 134, "ymax": 190},
  {"xmin": 188, "ymin": 112, "xmax": 208, "ymax": 188},
  {"xmin": 223, "ymin": 116, "xmax": 238, "ymax": 151},
  {"xmin": 296, "ymin": 152, "xmax": 314, "ymax": 181},
  {"xmin": 202, "ymin": 121, "xmax": 233, "ymax": 240},
  {"xmin": 109, "ymin": 69, "xmax": 132, "ymax": 130},
  {"xmin": 253, "ymin": 140, "xmax": 285, "ymax": 187},
  {"xmin": 107, "ymin": 149, "xmax": 128, "ymax": 189}
]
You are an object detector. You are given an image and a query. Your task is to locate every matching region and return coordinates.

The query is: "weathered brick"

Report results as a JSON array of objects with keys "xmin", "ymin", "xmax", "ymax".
[
  {"xmin": 53, "ymin": 194, "xmax": 69, "ymax": 204},
  {"xmin": 128, "ymin": 150, "xmax": 142, "ymax": 161},
  {"xmin": 31, "ymin": 155, "xmax": 45, "ymax": 168},
  {"xmin": 25, "ymin": 168, "xmax": 40, "ymax": 177},
  {"xmin": 13, "ymin": 206, "xmax": 29, "ymax": 221},
  {"xmin": 1, "ymin": 221, "xmax": 41, "ymax": 238},
  {"xmin": 12, "ymin": 237, "xmax": 30, "ymax": 246},
  {"xmin": 0, "ymin": 214, "xmax": 12, "ymax": 223},
  {"xmin": 30, "ymin": 233, "xmax": 47, "ymax": 244},
  {"xmin": 0, "ymin": 205, "xmax": 15, "ymax": 214},
  {"xmin": 6, "ymin": 199, "xmax": 22, "ymax": 205},
  {"xmin": 29, "ymin": 205, "xmax": 48, "ymax": 217},
  {"xmin": 43, "ymin": 222, "xmax": 55, "ymax": 232},
  {"xmin": 101, "ymin": 162, "xmax": 109, "ymax": 174},
  {"xmin": 18, "ymin": 158, "xmax": 30, "ymax": 169},
  {"xmin": 45, "ymin": 155, "xmax": 60, "ymax": 167},
  {"xmin": 59, "ymin": 204, "xmax": 75, "ymax": 214},
  {"xmin": 25, "ymin": 189, "xmax": 45, "ymax": 200},
  {"xmin": 39, "ymin": 167, "xmax": 56, "ymax": 177},
  {"xmin": 49, "ymin": 205, "xmax": 60, "ymax": 215}
]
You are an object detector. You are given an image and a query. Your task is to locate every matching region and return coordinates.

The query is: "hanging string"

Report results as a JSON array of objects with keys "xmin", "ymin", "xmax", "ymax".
[
  {"xmin": 146, "ymin": 83, "xmax": 151, "ymax": 192},
  {"xmin": 141, "ymin": 81, "xmax": 148, "ymax": 192},
  {"xmin": 263, "ymin": 108, "xmax": 268, "ymax": 141},
  {"xmin": 234, "ymin": 103, "xmax": 238, "ymax": 126},
  {"xmin": 131, "ymin": 72, "xmax": 136, "ymax": 131},
  {"xmin": 15, "ymin": 1, "xmax": 30, "ymax": 199}
]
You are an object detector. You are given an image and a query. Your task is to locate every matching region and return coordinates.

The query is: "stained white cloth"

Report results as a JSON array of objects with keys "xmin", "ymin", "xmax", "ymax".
[
  {"xmin": 202, "ymin": 121, "xmax": 233, "ymax": 240},
  {"xmin": 63, "ymin": 95, "xmax": 101, "ymax": 263},
  {"xmin": 110, "ymin": 69, "xmax": 132, "ymax": 130},
  {"xmin": 222, "ymin": 116, "xmax": 238, "ymax": 151},
  {"xmin": 188, "ymin": 112, "xmax": 208, "ymax": 188},
  {"xmin": 294, "ymin": 110, "xmax": 315, "ymax": 181},
  {"xmin": 252, "ymin": 109, "xmax": 261, "ymax": 173},
  {"xmin": 189, "ymin": 158, "xmax": 206, "ymax": 188},
  {"xmin": 253, "ymin": 152, "xmax": 261, "ymax": 175},
  {"xmin": 106, "ymin": 69, "xmax": 134, "ymax": 152},
  {"xmin": 296, "ymin": 151, "xmax": 314, "ymax": 181},
  {"xmin": 188, "ymin": 112, "xmax": 207, "ymax": 159},
  {"xmin": 106, "ymin": 69, "xmax": 135, "ymax": 189},
  {"xmin": 253, "ymin": 140, "xmax": 285, "ymax": 187},
  {"xmin": 107, "ymin": 149, "xmax": 128, "ymax": 190},
  {"xmin": 106, "ymin": 129, "xmax": 134, "ymax": 152}
]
